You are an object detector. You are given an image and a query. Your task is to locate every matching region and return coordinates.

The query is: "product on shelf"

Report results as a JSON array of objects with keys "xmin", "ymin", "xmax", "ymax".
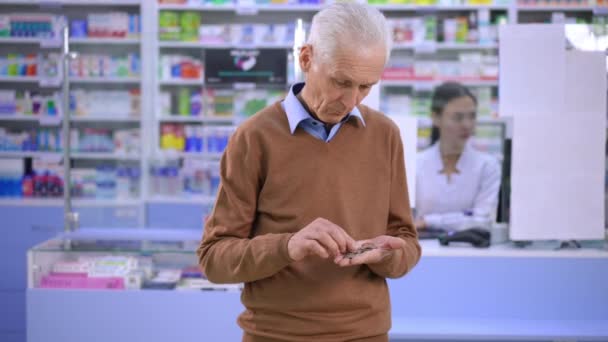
[
  {"xmin": 381, "ymin": 86, "xmax": 496, "ymax": 118},
  {"xmin": 0, "ymin": 53, "xmax": 61, "ymax": 79},
  {"xmin": 0, "ymin": 158, "xmax": 24, "ymax": 198},
  {"xmin": 389, "ymin": 12, "xmax": 500, "ymax": 45},
  {"xmin": 70, "ymin": 127, "xmax": 140, "ymax": 154},
  {"xmin": 382, "ymin": 52, "xmax": 498, "ymax": 81},
  {"xmin": 0, "ymin": 90, "xmax": 60, "ymax": 117},
  {"xmin": 159, "ymin": 123, "xmax": 234, "ymax": 154},
  {"xmin": 70, "ymin": 89, "xmax": 141, "ymax": 117},
  {"xmin": 160, "ymin": 54, "xmax": 204, "ymax": 81},
  {"xmin": 180, "ymin": 11, "xmax": 201, "ymax": 41},
  {"xmin": 70, "ymin": 12, "xmax": 140, "ymax": 39},
  {"xmin": 35, "ymin": 249, "xmax": 236, "ymax": 291},
  {"xmin": 0, "ymin": 14, "xmax": 62, "ymax": 39},
  {"xmin": 69, "ymin": 53, "xmax": 140, "ymax": 78},
  {"xmin": 0, "ymin": 127, "xmax": 62, "ymax": 152},
  {"xmin": 149, "ymin": 158, "xmax": 220, "ymax": 198},
  {"xmin": 159, "ymin": 11, "xmax": 297, "ymax": 46},
  {"xmin": 6, "ymin": 158, "xmax": 65, "ymax": 199},
  {"xmin": 0, "ymin": 54, "xmax": 38, "ymax": 77},
  {"xmin": 71, "ymin": 164, "xmax": 140, "ymax": 199}
]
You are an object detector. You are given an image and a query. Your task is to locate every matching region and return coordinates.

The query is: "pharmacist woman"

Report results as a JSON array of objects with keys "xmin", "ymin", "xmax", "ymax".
[{"xmin": 415, "ymin": 82, "xmax": 501, "ymax": 231}]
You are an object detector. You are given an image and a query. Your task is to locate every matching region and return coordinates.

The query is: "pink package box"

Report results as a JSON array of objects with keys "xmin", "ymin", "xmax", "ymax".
[{"xmin": 40, "ymin": 274, "xmax": 125, "ymax": 290}]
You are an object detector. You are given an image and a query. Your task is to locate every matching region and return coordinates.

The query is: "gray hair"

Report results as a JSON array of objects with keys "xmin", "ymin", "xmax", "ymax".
[{"xmin": 307, "ymin": 2, "xmax": 392, "ymax": 65}]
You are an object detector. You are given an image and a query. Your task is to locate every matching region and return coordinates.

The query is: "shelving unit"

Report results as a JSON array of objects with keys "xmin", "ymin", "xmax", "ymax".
[
  {"xmin": 0, "ymin": 0, "xmax": 146, "ymax": 220},
  {"xmin": 382, "ymin": 79, "xmax": 499, "ymax": 87},
  {"xmin": 0, "ymin": 198, "xmax": 141, "ymax": 207},
  {"xmin": 0, "ymin": 0, "xmax": 604, "ymax": 217},
  {"xmin": 158, "ymin": 116, "xmax": 234, "ymax": 123}
]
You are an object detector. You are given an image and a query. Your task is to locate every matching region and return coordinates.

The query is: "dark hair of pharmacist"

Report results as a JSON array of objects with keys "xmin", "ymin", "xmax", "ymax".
[{"xmin": 430, "ymin": 82, "xmax": 478, "ymax": 145}]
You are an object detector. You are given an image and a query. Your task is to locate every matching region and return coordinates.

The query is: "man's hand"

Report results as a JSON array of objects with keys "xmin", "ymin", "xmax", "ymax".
[
  {"xmin": 287, "ymin": 218, "xmax": 357, "ymax": 262},
  {"xmin": 334, "ymin": 235, "xmax": 405, "ymax": 267}
]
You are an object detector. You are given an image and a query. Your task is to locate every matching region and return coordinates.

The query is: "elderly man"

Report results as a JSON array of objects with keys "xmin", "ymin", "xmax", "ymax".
[{"xmin": 197, "ymin": 2, "xmax": 421, "ymax": 341}]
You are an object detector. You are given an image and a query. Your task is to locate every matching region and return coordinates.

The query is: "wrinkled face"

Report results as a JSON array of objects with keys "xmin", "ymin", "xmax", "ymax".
[
  {"xmin": 433, "ymin": 95, "xmax": 477, "ymax": 145},
  {"xmin": 299, "ymin": 43, "xmax": 386, "ymax": 124}
]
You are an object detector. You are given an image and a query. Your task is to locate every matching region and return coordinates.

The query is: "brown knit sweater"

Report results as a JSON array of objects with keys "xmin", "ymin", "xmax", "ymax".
[{"xmin": 197, "ymin": 101, "xmax": 421, "ymax": 341}]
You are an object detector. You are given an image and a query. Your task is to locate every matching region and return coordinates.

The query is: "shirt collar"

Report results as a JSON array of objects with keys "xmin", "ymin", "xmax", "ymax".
[
  {"xmin": 283, "ymin": 82, "xmax": 366, "ymax": 134},
  {"xmin": 431, "ymin": 140, "xmax": 474, "ymax": 172}
]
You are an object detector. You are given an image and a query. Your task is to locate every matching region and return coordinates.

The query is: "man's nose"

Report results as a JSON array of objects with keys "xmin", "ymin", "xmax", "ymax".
[{"xmin": 341, "ymin": 88, "xmax": 359, "ymax": 110}]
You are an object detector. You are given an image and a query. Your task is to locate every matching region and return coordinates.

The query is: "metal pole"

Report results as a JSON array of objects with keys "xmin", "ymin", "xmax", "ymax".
[{"xmin": 61, "ymin": 24, "xmax": 77, "ymax": 233}]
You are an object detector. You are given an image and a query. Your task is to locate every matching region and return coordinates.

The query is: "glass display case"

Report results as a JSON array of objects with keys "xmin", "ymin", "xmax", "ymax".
[{"xmin": 27, "ymin": 228, "xmax": 241, "ymax": 291}]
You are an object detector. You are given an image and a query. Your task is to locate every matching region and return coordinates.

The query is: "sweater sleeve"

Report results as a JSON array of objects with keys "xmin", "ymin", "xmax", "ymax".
[
  {"xmin": 196, "ymin": 127, "xmax": 295, "ymax": 284},
  {"xmin": 368, "ymin": 127, "xmax": 422, "ymax": 279}
]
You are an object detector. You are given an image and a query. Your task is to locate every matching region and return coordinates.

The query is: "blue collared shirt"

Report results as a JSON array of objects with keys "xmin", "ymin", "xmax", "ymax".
[{"xmin": 281, "ymin": 83, "xmax": 365, "ymax": 142}]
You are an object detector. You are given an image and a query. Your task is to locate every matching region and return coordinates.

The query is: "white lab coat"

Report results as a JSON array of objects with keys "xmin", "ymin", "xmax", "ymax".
[{"xmin": 415, "ymin": 141, "xmax": 502, "ymax": 231}]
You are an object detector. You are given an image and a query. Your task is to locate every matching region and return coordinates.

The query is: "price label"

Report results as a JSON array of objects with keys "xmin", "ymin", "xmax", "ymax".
[
  {"xmin": 233, "ymin": 82, "xmax": 256, "ymax": 90},
  {"xmin": 39, "ymin": 37, "xmax": 62, "ymax": 49},
  {"xmin": 235, "ymin": 6, "xmax": 259, "ymax": 15},
  {"xmin": 39, "ymin": 76, "xmax": 62, "ymax": 88},
  {"xmin": 38, "ymin": 115, "xmax": 62, "ymax": 126},
  {"xmin": 413, "ymin": 82, "xmax": 436, "ymax": 92},
  {"xmin": 414, "ymin": 41, "xmax": 437, "ymax": 54},
  {"xmin": 38, "ymin": 152, "xmax": 63, "ymax": 164}
]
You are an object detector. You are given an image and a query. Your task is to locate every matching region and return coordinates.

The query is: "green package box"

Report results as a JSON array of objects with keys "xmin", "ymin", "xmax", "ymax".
[
  {"xmin": 159, "ymin": 11, "xmax": 180, "ymax": 41},
  {"xmin": 180, "ymin": 12, "xmax": 201, "ymax": 42}
]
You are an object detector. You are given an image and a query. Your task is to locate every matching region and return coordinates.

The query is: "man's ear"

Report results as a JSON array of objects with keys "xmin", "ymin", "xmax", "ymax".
[{"xmin": 299, "ymin": 44, "xmax": 313, "ymax": 73}]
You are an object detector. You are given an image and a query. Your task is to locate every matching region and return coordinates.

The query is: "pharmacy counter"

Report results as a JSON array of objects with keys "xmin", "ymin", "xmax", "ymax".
[{"xmin": 27, "ymin": 238, "xmax": 608, "ymax": 342}]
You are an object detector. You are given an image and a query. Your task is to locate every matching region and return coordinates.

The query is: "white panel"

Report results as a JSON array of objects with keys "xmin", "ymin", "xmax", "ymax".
[
  {"xmin": 388, "ymin": 115, "xmax": 418, "ymax": 206},
  {"xmin": 565, "ymin": 50, "xmax": 607, "ymax": 114},
  {"xmin": 499, "ymin": 24, "xmax": 566, "ymax": 117},
  {"xmin": 361, "ymin": 83, "xmax": 381, "ymax": 111},
  {"xmin": 510, "ymin": 113, "xmax": 606, "ymax": 241}
]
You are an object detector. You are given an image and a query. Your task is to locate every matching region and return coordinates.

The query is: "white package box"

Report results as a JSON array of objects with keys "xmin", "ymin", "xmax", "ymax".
[
  {"xmin": 387, "ymin": 115, "xmax": 418, "ymax": 206},
  {"xmin": 564, "ymin": 50, "xmax": 607, "ymax": 114},
  {"xmin": 510, "ymin": 112, "xmax": 606, "ymax": 241},
  {"xmin": 499, "ymin": 24, "xmax": 566, "ymax": 117}
]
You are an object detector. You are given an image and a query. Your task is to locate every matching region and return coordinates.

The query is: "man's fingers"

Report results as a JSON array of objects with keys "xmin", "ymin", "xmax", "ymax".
[
  {"xmin": 381, "ymin": 237, "xmax": 406, "ymax": 250},
  {"xmin": 305, "ymin": 240, "xmax": 329, "ymax": 259},
  {"xmin": 313, "ymin": 232, "xmax": 340, "ymax": 257},
  {"xmin": 317, "ymin": 219, "xmax": 355, "ymax": 254}
]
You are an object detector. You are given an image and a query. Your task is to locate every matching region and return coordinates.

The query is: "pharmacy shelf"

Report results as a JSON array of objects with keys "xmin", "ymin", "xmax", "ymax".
[
  {"xmin": 157, "ymin": 3, "xmax": 236, "ymax": 11},
  {"xmin": 0, "ymin": 198, "xmax": 142, "ymax": 207},
  {"xmin": 146, "ymin": 195, "xmax": 215, "ymax": 205},
  {"xmin": 0, "ymin": 0, "xmax": 140, "ymax": 5},
  {"xmin": 69, "ymin": 76, "xmax": 141, "ymax": 84},
  {"xmin": 158, "ymin": 151, "xmax": 223, "ymax": 160},
  {"xmin": 381, "ymin": 79, "xmax": 499, "ymax": 88},
  {"xmin": 69, "ymin": 37, "xmax": 141, "ymax": 45},
  {"xmin": 0, "ymin": 115, "xmax": 139, "ymax": 123},
  {"xmin": 159, "ymin": 79, "xmax": 204, "ymax": 86},
  {"xmin": 157, "ymin": 3, "xmax": 510, "ymax": 12},
  {"xmin": 0, "ymin": 115, "xmax": 39, "ymax": 122},
  {"xmin": 71, "ymin": 115, "xmax": 141, "ymax": 123},
  {"xmin": 0, "ymin": 151, "xmax": 141, "ymax": 160},
  {"xmin": 158, "ymin": 116, "xmax": 234, "ymax": 124},
  {"xmin": 374, "ymin": 4, "xmax": 511, "ymax": 11},
  {"xmin": 0, "ymin": 151, "xmax": 60, "ymax": 159},
  {"xmin": 0, "ymin": 37, "xmax": 43, "ymax": 44},
  {"xmin": 0, "ymin": 76, "xmax": 41, "ymax": 83},
  {"xmin": 393, "ymin": 42, "xmax": 499, "ymax": 50},
  {"xmin": 416, "ymin": 116, "xmax": 507, "ymax": 127},
  {"xmin": 157, "ymin": 3, "xmax": 322, "ymax": 11},
  {"xmin": 70, "ymin": 152, "xmax": 141, "ymax": 161},
  {"xmin": 158, "ymin": 41, "xmax": 293, "ymax": 49},
  {"xmin": 516, "ymin": 5, "xmax": 599, "ymax": 12}
]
